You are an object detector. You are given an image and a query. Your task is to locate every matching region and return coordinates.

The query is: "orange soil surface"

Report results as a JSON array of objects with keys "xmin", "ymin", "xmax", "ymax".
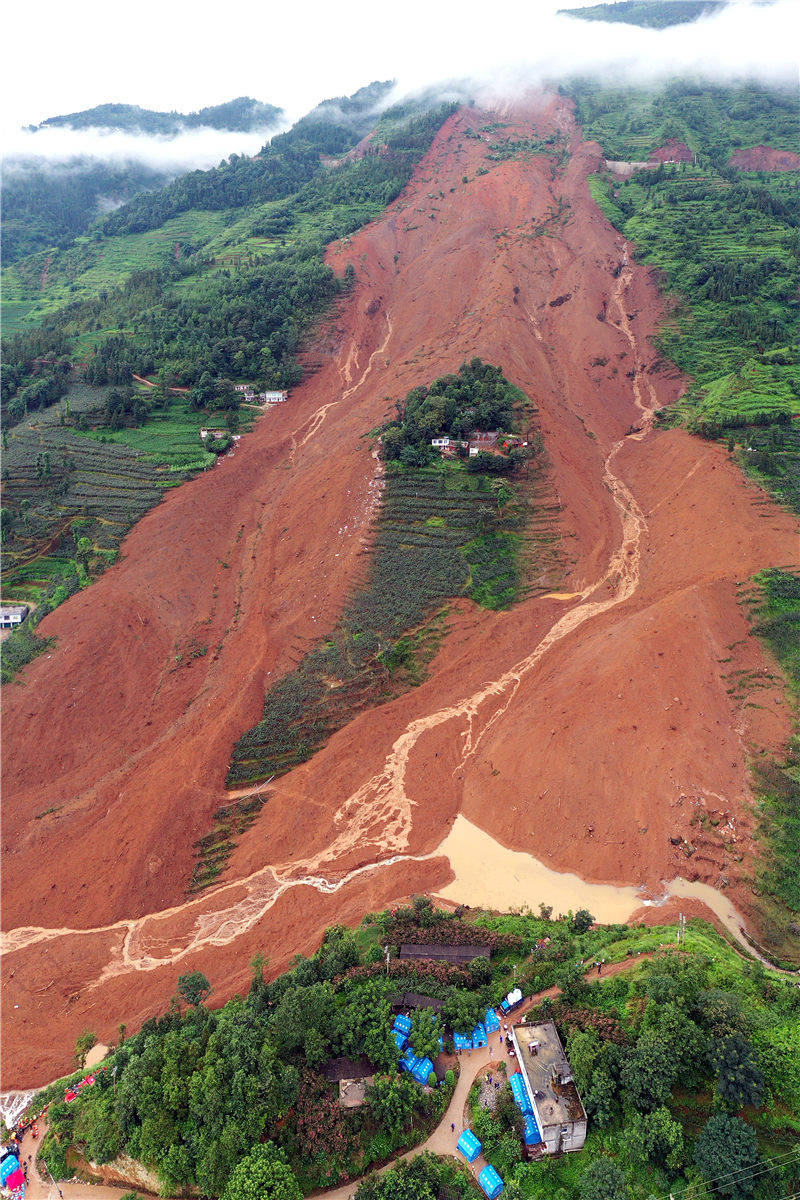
[
  {"xmin": 2, "ymin": 95, "xmax": 798, "ymax": 1089},
  {"xmin": 728, "ymin": 145, "xmax": 800, "ymax": 171},
  {"xmin": 648, "ymin": 140, "xmax": 692, "ymax": 163}
]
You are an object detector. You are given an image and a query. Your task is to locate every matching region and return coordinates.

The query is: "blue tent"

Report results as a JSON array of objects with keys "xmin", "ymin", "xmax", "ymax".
[
  {"xmin": 400, "ymin": 1047, "xmax": 417, "ymax": 1072},
  {"xmin": 509, "ymin": 1071, "xmax": 533, "ymax": 1113},
  {"xmin": 393, "ymin": 1014, "xmax": 412, "ymax": 1036},
  {"xmin": 1, "ymin": 1156, "xmax": 20, "ymax": 1186},
  {"xmin": 392, "ymin": 1029, "xmax": 407, "ymax": 1053},
  {"xmin": 412, "ymin": 1056, "xmax": 434, "ymax": 1084},
  {"xmin": 478, "ymin": 1164, "xmax": 504, "ymax": 1198},
  {"xmin": 522, "ymin": 1114, "xmax": 543, "ymax": 1146},
  {"xmin": 484, "ymin": 1008, "xmax": 500, "ymax": 1034},
  {"xmin": 471, "ymin": 1022, "xmax": 488, "ymax": 1047},
  {"xmin": 456, "ymin": 1130, "xmax": 482, "ymax": 1162},
  {"xmin": 454, "ymin": 1031, "xmax": 472, "ymax": 1051}
]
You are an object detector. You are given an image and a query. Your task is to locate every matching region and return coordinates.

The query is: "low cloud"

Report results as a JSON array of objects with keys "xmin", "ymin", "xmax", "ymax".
[
  {"xmin": 384, "ymin": 0, "xmax": 798, "ymax": 108},
  {"xmin": 2, "ymin": 123, "xmax": 286, "ymax": 174}
]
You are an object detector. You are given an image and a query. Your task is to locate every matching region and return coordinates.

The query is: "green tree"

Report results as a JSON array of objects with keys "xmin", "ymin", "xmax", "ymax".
[
  {"xmin": 571, "ymin": 909, "xmax": 595, "ymax": 933},
  {"xmin": 630, "ymin": 1105, "xmax": 684, "ymax": 1170},
  {"xmin": 711, "ymin": 1034, "xmax": 764, "ymax": 1110},
  {"xmin": 694, "ymin": 1113, "xmax": 760, "ymax": 1198},
  {"xmin": 75, "ymin": 1029, "xmax": 97, "ymax": 1066},
  {"xmin": 621, "ymin": 1029, "xmax": 678, "ymax": 1111},
  {"xmin": 408, "ymin": 1008, "xmax": 442, "ymax": 1062},
  {"xmin": 366, "ymin": 1073, "xmax": 417, "ymax": 1136},
  {"xmin": 221, "ymin": 1142, "xmax": 301, "ymax": 1200},
  {"xmin": 176, "ymin": 970, "xmax": 212, "ymax": 1007},
  {"xmin": 579, "ymin": 1157, "xmax": 630, "ymax": 1200}
]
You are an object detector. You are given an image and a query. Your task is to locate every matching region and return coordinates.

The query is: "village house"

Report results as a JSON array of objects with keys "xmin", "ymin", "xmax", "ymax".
[
  {"xmin": 510, "ymin": 1019, "xmax": 588, "ymax": 1154},
  {"xmin": 233, "ymin": 384, "xmax": 288, "ymax": 406},
  {"xmin": 0, "ymin": 604, "xmax": 30, "ymax": 630}
]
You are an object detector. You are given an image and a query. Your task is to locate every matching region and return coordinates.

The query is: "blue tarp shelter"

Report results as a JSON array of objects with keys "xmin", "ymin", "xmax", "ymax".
[
  {"xmin": 522, "ymin": 1114, "xmax": 543, "ymax": 1146},
  {"xmin": 454, "ymin": 1031, "xmax": 472, "ymax": 1051},
  {"xmin": 484, "ymin": 1008, "xmax": 500, "ymax": 1033},
  {"xmin": 456, "ymin": 1130, "xmax": 482, "ymax": 1162},
  {"xmin": 478, "ymin": 1164, "xmax": 504, "ymax": 1198},
  {"xmin": 509, "ymin": 1071, "xmax": 533, "ymax": 1113},
  {"xmin": 400, "ymin": 1047, "xmax": 417, "ymax": 1072},
  {"xmin": 471, "ymin": 1022, "xmax": 488, "ymax": 1047},
  {"xmin": 392, "ymin": 1030, "xmax": 407, "ymax": 1052},
  {"xmin": 412, "ymin": 1056, "xmax": 434, "ymax": 1084},
  {"xmin": 438, "ymin": 1035, "xmax": 445, "ymax": 1052},
  {"xmin": 393, "ymin": 1014, "xmax": 412, "ymax": 1036}
]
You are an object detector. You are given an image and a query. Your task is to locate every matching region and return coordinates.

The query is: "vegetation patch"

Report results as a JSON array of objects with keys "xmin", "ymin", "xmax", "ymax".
[
  {"xmin": 188, "ymin": 793, "xmax": 269, "ymax": 894},
  {"xmin": 228, "ymin": 363, "xmax": 559, "ymax": 786}
]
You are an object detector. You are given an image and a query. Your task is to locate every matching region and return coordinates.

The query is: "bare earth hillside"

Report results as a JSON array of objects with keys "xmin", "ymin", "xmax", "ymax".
[{"xmin": 3, "ymin": 96, "xmax": 797, "ymax": 1088}]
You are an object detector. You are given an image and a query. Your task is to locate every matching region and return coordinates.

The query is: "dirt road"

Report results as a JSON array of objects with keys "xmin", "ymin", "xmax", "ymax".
[{"xmin": 3, "ymin": 97, "xmax": 797, "ymax": 1088}]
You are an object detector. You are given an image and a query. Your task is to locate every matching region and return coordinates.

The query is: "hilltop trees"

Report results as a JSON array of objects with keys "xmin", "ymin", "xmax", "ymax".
[
  {"xmin": 694, "ymin": 1114, "xmax": 760, "ymax": 1198},
  {"xmin": 221, "ymin": 1143, "xmax": 301, "ymax": 1200}
]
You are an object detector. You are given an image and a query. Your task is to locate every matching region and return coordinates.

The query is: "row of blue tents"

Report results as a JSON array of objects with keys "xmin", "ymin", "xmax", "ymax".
[
  {"xmin": 456, "ymin": 1131, "xmax": 504, "ymax": 1197},
  {"xmin": 453, "ymin": 1007, "xmax": 501, "ymax": 1051},
  {"xmin": 509, "ymin": 1071, "xmax": 544, "ymax": 1147}
]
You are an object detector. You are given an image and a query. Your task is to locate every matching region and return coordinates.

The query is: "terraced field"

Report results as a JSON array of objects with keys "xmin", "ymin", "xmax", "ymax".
[
  {"xmin": 227, "ymin": 458, "xmax": 562, "ymax": 787},
  {"xmin": 1, "ymin": 389, "xmax": 194, "ymax": 599}
]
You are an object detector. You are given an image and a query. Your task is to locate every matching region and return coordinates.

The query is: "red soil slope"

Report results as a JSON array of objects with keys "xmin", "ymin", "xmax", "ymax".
[
  {"xmin": 648, "ymin": 139, "xmax": 692, "ymax": 163},
  {"xmin": 728, "ymin": 145, "xmax": 800, "ymax": 171},
  {"xmin": 3, "ymin": 96, "xmax": 798, "ymax": 1088}
]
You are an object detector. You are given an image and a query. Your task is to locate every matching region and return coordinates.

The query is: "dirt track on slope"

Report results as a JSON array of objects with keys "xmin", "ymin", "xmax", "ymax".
[{"xmin": 2, "ymin": 96, "xmax": 797, "ymax": 1088}]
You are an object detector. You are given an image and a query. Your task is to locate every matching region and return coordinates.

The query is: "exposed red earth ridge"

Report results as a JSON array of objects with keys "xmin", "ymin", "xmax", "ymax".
[
  {"xmin": 728, "ymin": 145, "xmax": 800, "ymax": 171},
  {"xmin": 2, "ymin": 95, "xmax": 798, "ymax": 1089}
]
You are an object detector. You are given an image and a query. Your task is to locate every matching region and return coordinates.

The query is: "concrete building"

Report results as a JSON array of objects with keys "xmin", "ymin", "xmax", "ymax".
[
  {"xmin": 511, "ymin": 1019, "xmax": 587, "ymax": 1154},
  {"xmin": 0, "ymin": 605, "xmax": 30, "ymax": 630}
]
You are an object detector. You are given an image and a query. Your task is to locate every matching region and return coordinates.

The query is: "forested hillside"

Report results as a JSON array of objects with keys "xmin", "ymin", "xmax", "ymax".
[
  {"xmin": 2, "ymin": 98, "xmax": 286, "ymax": 264},
  {"xmin": 0, "ymin": 91, "xmax": 456, "ymax": 682},
  {"xmin": 573, "ymin": 80, "xmax": 800, "ymax": 513},
  {"xmin": 33, "ymin": 97, "xmax": 283, "ymax": 134}
]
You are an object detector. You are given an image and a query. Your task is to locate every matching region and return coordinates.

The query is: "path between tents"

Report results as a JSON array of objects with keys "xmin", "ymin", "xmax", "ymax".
[
  {"xmin": 314, "ymin": 953, "xmax": 659, "ymax": 1200},
  {"xmin": 18, "ymin": 954, "xmax": 660, "ymax": 1200}
]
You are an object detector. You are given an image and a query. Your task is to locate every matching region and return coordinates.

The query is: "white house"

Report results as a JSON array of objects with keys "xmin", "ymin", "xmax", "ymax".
[
  {"xmin": 0, "ymin": 604, "xmax": 30, "ymax": 630},
  {"xmin": 431, "ymin": 437, "xmax": 451, "ymax": 448},
  {"xmin": 511, "ymin": 1020, "xmax": 587, "ymax": 1154}
]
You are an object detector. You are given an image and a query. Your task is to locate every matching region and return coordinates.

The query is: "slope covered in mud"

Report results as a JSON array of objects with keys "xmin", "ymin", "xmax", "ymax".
[{"xmin": 3, "ymin": 96, "xmax": 797, "ymax": 1087}]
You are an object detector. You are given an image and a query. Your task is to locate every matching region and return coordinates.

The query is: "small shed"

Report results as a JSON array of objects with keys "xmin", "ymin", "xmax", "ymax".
[
  {"xmin": 509, "ymin": 1071, "xmax": 532, "ymax": 1114},
  {"xmin": 392, "ymin": 992, "xmax": 445, "ymax": 1012},
  {"xmin": 457, "ymin": 1130, "xmax": 482, "ymax": 1162},
  {"xmin": 485, "ymin": 1008, "xmax": 501, "ymax": 1034},
  {"xmin": 478, "ymin": 1164, "xmax": 505, "ymax": 1198},
  {"xmin": 399, "ymin": 1047, "xmax": 417, "ymax": 1073},
  {"xmin": 393, "ymin": 1014, "xmax": 412, "ymax": 1036}
]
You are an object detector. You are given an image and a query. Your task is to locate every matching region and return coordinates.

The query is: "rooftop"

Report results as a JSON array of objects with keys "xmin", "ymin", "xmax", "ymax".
[
  {"xmin": 398, "ymin": 943, "xmax": 492, "ymax": 963},
  {"xmin": 513, "ymin": 1020, "xmax": 586, "ymax": 1129}
]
